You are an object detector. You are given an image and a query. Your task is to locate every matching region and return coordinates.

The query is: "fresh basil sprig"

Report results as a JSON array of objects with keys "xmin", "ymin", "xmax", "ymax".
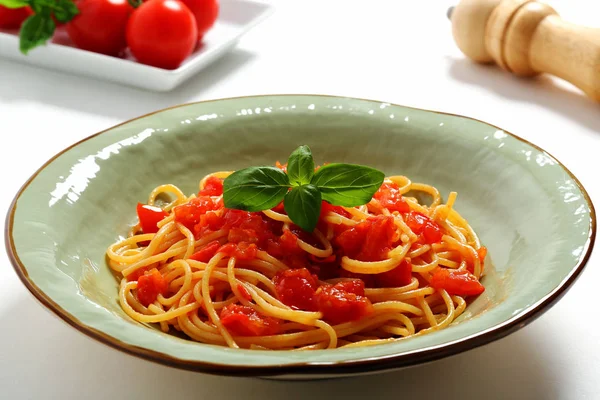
[
  {"xmin": 0, "ymin": 0, "xmax": 79, "ymax": 54},
  {"xmin": 223, "ymin": 145, "xmax": 385, "ymax": 232}
]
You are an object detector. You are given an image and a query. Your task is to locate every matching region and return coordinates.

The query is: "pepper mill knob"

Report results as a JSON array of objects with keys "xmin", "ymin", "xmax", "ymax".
[{"xmin": 450, "ymin": 0, "xmax": 600, "ymax": 101}]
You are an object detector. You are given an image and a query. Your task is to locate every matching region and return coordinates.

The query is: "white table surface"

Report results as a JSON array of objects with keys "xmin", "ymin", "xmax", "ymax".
[{"xmin": 1, "ymin": 0, "xmax": 599, "ymax": 398}]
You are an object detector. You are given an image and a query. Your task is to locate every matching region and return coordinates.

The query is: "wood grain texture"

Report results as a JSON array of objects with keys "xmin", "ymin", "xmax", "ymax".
[{"xmin": 451, "ymin": 0, "xmax": 600, "ymax": 101}]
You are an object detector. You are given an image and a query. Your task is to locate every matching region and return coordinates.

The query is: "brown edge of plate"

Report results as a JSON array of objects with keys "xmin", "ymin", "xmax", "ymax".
[{"xmin": 4, "ymin": 94, "xmax": 597, "ymax": 378}]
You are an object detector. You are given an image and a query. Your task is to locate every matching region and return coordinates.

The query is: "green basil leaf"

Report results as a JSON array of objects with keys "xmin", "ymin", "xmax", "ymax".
[
  {"xmin": 311, "ymin": 163, "xmax": 385, "ymax": 207},
  {"xmin": 287, "ymin": 145, "xmax": 314, "ymax": 186},
  {"xmin": 19, "ymin": 12, "xmax": 55, "ymax": 55},
  {"xmin": 0, "ymin": 0, "xmax": 28, "ymax": 9},
  {"xmin": 283, "ymin": 184, "xmax": 322, "ymax": 232},
  {"xmin": 52, "ymin": 0, "xmax": 79, "ymax": 22},
  {"xmin": 223, "ymin": 166, "xmax": 290, "ymax": 212}
]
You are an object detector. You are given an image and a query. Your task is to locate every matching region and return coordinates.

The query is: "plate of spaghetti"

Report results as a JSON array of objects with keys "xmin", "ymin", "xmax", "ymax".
[{"xmin": 6, "ymin": 95, "xmax": 595, "ymax": 379}]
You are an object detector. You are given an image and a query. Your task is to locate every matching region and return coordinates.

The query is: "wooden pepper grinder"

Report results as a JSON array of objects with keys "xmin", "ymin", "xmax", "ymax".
[{"xmin": 449, "ymin": 0, "xmax": 600, "ymax": 101}]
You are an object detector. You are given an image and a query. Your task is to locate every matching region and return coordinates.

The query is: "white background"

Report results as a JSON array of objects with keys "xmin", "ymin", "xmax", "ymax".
[{"xmin": 1, "ymin": 0, "xmax": 599, "ymax": 398}]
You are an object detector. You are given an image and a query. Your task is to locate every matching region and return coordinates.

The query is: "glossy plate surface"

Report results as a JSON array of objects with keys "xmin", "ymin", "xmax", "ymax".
[
  {"xmin": 5, "ymin": 95, "xmax": 595, "ymax": 379},
  {"xmin": 0, "ymin": 0, "xmax": 273, "ymax": 92}
]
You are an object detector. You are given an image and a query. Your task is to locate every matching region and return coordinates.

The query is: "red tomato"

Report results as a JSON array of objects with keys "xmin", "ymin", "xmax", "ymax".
[
  {"xmin": 320, "ymin": 201, "xmax": 351, "ymax": 219},
  {"xmin": 430, "ymin": 268, "xmax": 485, "ymax": 296},
  {"xmin": 0, "ymin": 6, "xmax": 32, "ymax": 29},
  {"xmin": 227, "ymin": 228, "xmax": 259, "ymax": 244},
  {"xmin": 220, "ymin": 304, "xmax": 280, "ymax": 336},
  {"xmin": 405, "ymin": 211, "xmax": 443, "ymax": 244},
  {"xmin": 174, "ymin": 196, "xmax": 219, "ymax": 230},
  {"xmin": 274, "ymin": 268, "xmax": 319, "ymax": 311},
  {"xmin": 376, "ymin": 258, "xmax": 412, "ymax": 288},
  {"xmin": 136, "ymin": 203, "xmax": 168, "ymax": 233},
  {"xmin": 127, "ymin": 266, "xmax": 149, "ymax": 281},
  {"xmin": 179, "ymin": 0, "xmax": 218, "ymax": 41},
  {"xmin": 218, "ymin": 242, "xmax": 258, "ymax": 260},
  {"xmin": 199, "ymin": 176, "xmax": 223, "ymax": 196},
  {"xmin": 189, "ymin": 240, "xmax": 220, "ymax": 262},
  {"xmin": 272, "ymin": 201, "xmax": 286, "ymax": 214},
  {"xmin": 137, "ymin": 269, "xmax": 168, "ymax": 306},
  {"xmin": 275, "ymin": 161, "xmax": 287, "ymax": 172},
  {"xmin": 237, "ymin": 283, "xmax": 252, "ymax": 301},
  {"xmin": 316, "ymin": 280, "xmax": 374, "ymax": 325},
  {"xmin": 194, "ymin": 211, "xmax": 224, "ymax": 237},
  {"xmin": 126, "ymin": 0, "xmax": 198, "ymax": 69},
  {"xmin": 373, "ymin": 182, "xmax": 410, "ymax": 213},
  {"xmin": 335, "ymin": 215, "xmax": 396, "ymax": 261},
  {"xmin": 66, "ymin": 0, "xmax": 133, "ymax": 56}
]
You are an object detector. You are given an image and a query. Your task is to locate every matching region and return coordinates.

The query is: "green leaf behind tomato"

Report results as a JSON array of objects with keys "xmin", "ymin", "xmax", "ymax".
[
  {"xmin": 223, "ymin": 166, "xmax": 290, "ymax": 212},
  {"xmin": 283, "ymin": 184, "xmax": 322, "ymax": 232},
  {"xmin": 19, "ymin": 12, "xmax": 55, "ymax": 55},
  {"xmin": 311, "ymin": 163, "xmax": 385, "ymax": 207},
  {"xmin": 51, "ymin": 0, "xmax": 79, "ymax": 22}
]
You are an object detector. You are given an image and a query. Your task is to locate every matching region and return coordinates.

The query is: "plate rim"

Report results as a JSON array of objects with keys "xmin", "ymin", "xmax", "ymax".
[{"xmin": 4, "ymin": 94, "xmax": 597, "ymax": 377}]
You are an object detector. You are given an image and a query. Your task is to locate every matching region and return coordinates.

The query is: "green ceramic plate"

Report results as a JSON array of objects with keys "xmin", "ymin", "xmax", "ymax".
[{"xmin": 5, "ymin": 95, "xmax": 595, "ymax": 379}]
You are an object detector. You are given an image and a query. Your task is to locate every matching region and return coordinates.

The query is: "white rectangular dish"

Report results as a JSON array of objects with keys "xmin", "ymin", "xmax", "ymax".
[{"xmin": 0, "ymin": 0, "xmax": 274, "ymax": 91}]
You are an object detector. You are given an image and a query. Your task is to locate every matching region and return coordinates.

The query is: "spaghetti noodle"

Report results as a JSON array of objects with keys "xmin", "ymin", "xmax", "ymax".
[{"xmin": 106, "ymin": 169, "xmax": 486, "ymax": 350}]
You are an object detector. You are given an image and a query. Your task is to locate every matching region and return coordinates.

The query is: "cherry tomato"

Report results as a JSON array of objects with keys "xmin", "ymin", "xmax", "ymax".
[
  {"xmin": 126, "ymin": 0, "xmax": 198, "ymax": 69},
  {"xmin": 178, "ymin": 0, "xmax": 218, "ymax": 41},
  {"xmin": 0, "ymin": 6, "xmax": 32, "ymax": 29},
  {"xmin": 66, "ymin": 0, "xmax": 133, "ymax": 56},
  {"xmin": 136, "ymin": 203, "xmax": 168, "ymax": 234}
]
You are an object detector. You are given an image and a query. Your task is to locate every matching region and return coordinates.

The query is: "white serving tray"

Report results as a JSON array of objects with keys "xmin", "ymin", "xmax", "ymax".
[{"xmin": 0, "ymin": 0, "xmax": 274, "ymax": 91}]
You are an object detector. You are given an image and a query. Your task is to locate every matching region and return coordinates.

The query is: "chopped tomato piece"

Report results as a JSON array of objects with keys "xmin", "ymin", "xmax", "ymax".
[
  {"xmin": 127, "ymin": 266, "xmax": 149, "ymax": 282},
  {"xmin": 274, "ymin": 268, "xmax": 319, "ymax": 311},
  {"xmin": 189, "ymin": 240, "xmax": 221, "ymax": 262},
  {"xmin": 199, "ymin": 176, "xmax": 223, "ymax": 196},
  {"xmin": 136, "ymin": 203, "xmax": 168, "ymax": 234},
  {"xmin": 237, "ymin": 284, "xmax": 252, "ymax": 301},
  {"xmin": 356, "ymin": 216, "xmax": 397, "ymax": 261},
  {"xmin": 272, "ymin": 201, "xmax": 286, "ymax": 214},
  {"xmin": 430, "ymin": 268, "xmax": 485, "ymax": 296},
  {"xmin": 194, "ymin": 211, "xmax": 224, "ymax": 237},
  {"xmin": 174, "ymin": 196, "xmax": 220, "ymax": 230},
  {"xmin": 376, "ymin": 258, "xmax": 412, "ymax": 287},
  {"xmin": 373, "ymin": 182, "xmax": 410, "ymax": 213},
  {"xmin": 316, "ymin": 280, "xmax": 374, "ymax": 324},
  {"xmin": 320, "ymin": 201, "xmax": 352, "ymax": 219},
  {"xmin": 218, "ymin": 242, "xmax": 258, "ymax": 260},
  {"xmin": 338, "ymin": 269, "xmax": 377, "ymax": 288},
  {"xmin": 137, "ymin": 269, "xmax": 168, "ymax": 307},
  {"xmin": 405, "ymin": 211, "xmax": 443, "ymax": 244},
  {"xmin": 228, "ymin": 228, "xmax": 259, "ymax": 244},
  {"xmin": 275, "ymin": 161, "xmax": 287, "ymax": 172},
  {"xmin": 336, "ymin": 215, "xmax": 396, "ymax": 261},
  {"xmin": 334, "ymin": 222, "xmax": 369, "ymax": 258},
  {"xmin": 284, "ymin": 225, "xmax": 322, "ymax": 249},
  {"xmin": 220, "ymin": 304, "xmax": 280, "ymax": 336}
]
